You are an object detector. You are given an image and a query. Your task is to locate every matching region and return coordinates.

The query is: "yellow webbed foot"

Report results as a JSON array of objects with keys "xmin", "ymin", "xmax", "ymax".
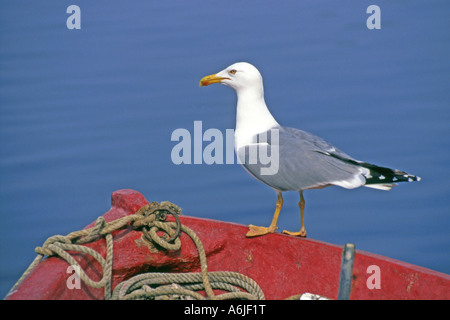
[
  {"xmin": 282, "ymin": 228, "xmax": 307, "ymax": 238},
  {"xmin": 245, "ymin": 224, "xmax": 278, "ymax": 238}
]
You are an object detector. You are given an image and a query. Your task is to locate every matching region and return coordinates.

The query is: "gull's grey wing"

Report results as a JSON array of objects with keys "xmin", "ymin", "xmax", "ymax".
[{"xmin": 239, "ymin": 126, "xmax": 367, "ymax": 191}]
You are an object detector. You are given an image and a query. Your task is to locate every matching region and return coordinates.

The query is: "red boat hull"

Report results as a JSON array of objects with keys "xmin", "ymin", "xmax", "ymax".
[{"xmin": 6, "ymin": 189, "xmax": 450, "ymax": 300}]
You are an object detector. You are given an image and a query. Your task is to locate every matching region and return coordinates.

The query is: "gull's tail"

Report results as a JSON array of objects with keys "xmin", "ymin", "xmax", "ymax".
[
  {"xmin": 326, "ymin": 152, "xmax": 421, "ymax": 191},
  {"xmin": 359, "ymin": 161, "xmax": 421, "ymax": 190}
]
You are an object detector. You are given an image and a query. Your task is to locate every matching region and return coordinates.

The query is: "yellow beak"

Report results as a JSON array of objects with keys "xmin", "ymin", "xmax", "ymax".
[{"xmin": 199, "ymin": 73, "xmax": 229, "ymax": 87}]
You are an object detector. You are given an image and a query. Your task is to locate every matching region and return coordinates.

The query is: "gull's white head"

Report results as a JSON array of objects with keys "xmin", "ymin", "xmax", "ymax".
[
  {"xmin": 200, "ymin": 62, "xmax": 279, "ymax": 140},
  {"xmin": 199, "ymin": 62, "xmax": 263, "ymax": 94}
]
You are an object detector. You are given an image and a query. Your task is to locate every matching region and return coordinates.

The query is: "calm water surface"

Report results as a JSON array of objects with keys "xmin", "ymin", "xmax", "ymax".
[{"xmin": 1, "ymin": 1, "xmax": 449, "ymax": 296}]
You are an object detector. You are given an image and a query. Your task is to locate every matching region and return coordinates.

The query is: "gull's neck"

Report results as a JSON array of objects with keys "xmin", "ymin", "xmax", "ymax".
[{"xmin": 235, "ymin": 87, "xmax": 279, "ymax": 145}]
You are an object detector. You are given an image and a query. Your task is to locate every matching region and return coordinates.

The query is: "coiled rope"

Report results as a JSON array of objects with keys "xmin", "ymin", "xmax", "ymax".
[{"xmin": 7, "ymin": 201, "xmax": 265, "ymax": 300}]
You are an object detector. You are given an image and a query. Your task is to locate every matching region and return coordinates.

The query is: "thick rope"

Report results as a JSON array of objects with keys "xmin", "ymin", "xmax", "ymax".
[
  {"xmin": 6, "ymin": 201, "xmax": 265, "ymax": 300},
  {"xmin": 110, "ymin": 222, "xmax": 265, "ymax": 300},
  {"xmin": 7, "ymin": 216, "xmax": 116, "ymax": 299},
  {"xmin": 6, "ymin": 201, "xmax": 179, "ymax": 298}
]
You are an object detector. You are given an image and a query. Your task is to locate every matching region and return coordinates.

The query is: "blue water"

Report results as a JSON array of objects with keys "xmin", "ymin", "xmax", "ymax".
[{"xmin": 1, "ymin": 0, "xmax": 449, "ymax": 297}]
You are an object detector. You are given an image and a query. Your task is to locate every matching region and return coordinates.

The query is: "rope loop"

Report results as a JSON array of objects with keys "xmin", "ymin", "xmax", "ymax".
[
  {"xmin": 76, "ymin": 216, "xmax": 107, "ymax": 244},
  {"xmin": 35, "ymin": 235, "xmax": 71, "ymax": 256}
]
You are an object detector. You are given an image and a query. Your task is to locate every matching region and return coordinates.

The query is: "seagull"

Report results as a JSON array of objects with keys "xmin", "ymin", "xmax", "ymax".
[{"xmin": 199, "ymin": 62, "xmax": 420, "ymax": 238}]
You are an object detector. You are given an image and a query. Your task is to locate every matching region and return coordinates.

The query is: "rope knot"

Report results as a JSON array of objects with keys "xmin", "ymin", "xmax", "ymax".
[{"xmin": 131, "ymin": 202, "xmax": 182, "ymax": 251}]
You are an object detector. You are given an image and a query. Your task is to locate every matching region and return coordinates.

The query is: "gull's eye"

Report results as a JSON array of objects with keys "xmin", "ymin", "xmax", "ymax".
[{"xmin": 229, "ymin": 69, "xmax": 237, "ymax": 75}]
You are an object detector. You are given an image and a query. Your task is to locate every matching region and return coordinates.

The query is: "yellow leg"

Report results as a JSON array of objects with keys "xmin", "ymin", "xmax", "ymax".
[
  {"xmin": 246, "ymin": 193, "xmax": 283, "ymax": 237},
  {"xmin": 283, "ymin": 191, "xmax": 307, "ymax": 237}
]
